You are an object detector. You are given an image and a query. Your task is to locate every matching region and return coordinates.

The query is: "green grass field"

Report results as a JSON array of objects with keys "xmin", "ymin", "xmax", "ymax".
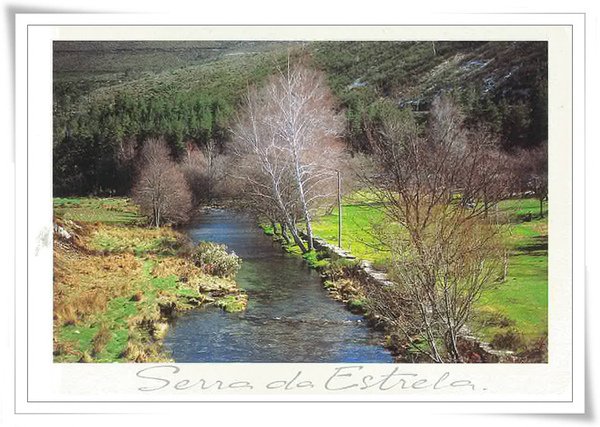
[
  {"xmin": 474, "ymin": 199, "xmax": 548, "ymax": 350},
  {"xmin": 53, "ymin": 197, "xmax": 144, "ymax": 224},
  {"xmin": 311, "ymin": 194, "xmax": 548, "ymax": 351},
  {"xmin": 311, "ymin": 192, "xmax": 389, "ymax": 267}
]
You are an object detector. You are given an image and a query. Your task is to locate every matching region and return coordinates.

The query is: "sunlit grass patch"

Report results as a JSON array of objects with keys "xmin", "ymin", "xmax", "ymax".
[
  {"xmin": 497, "ymin": 198, "xmax": 548, "ymax": 220},
  {"xmin": 312, "ymin": 197, "xmax": 389, "ymax": 267},
  {"xmin": 472, "ymin": 200, "xmax": 548, "ymax": 352},
  {"xmin": 214, "ymin": 294, "xmax": 248, "ymax": 313},
  {"xmin": 302, "ymin": 250, "xmax": 330, "ymax": 269},
  {"xmin": 89, "ymin": 224, "xmax": 183, "ymax": 255},
  {"xmin": 54, "ymin": 197, "xmax": 144, "ymax": 225}
]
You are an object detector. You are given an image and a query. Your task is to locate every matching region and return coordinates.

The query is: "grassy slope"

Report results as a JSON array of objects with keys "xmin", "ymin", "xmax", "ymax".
[
  {"xmin": 53, "ymin": 41, "xmax": 296, "ymax": 104},
  {"xmin": 54, "ymin": 197, "xmax": 144, "ymax": 224},
  {"xmin": 311, "ymin": 195, "xmax": 548, "ymax": 350},
  {"xmin": 53, "ymin": 197, "xmax": 246, "ymax": 362}
]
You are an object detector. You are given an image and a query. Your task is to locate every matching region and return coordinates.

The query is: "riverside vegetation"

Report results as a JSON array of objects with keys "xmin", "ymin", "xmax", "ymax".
[
  {"xmin": 260, "ymin": 193, "xmax": 547, "ymax": 362},
  {"xmin": 53, "ymin": 198, "xmax": 246, "ymax": 362},
  {"xmin": 54, "ymin": 41, "xmax": 549, "ymax": 363}
]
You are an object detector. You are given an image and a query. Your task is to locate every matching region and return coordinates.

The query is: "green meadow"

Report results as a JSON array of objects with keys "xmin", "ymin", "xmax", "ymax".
[{"xmin": 312, "ymin": 195, "xmax": 548, "ymax": 351}]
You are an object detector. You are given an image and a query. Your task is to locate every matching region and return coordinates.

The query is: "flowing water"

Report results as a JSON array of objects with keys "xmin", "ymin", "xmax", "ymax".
[{"xmin": 163, "ymin": 208, "xmax": 393, "ymax": 363}]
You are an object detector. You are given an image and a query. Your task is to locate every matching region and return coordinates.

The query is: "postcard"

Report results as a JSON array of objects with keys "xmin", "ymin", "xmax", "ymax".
[{"xmin": 12, "ymin": 13, "xmax": 585, "ymax": 416}]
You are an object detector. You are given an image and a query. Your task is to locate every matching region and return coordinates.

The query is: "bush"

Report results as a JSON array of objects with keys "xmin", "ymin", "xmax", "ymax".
[
  {"xmin": 348, "ymin": 298, "xmax": 366, "ymax": 313},
  {"xmin": 490, "ymin": 329, "xmax": 525, "ymax": 351},
  {"xmin": 192, "ymin": 241, "xmax": 242, "ymax": 278},
  {"xmin": 302, "ymin": 250, "xmax": 330, "ymax": 269}
]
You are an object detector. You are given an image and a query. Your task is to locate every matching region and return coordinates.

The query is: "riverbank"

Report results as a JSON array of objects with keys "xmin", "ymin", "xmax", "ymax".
[
  {"xmin": 162, "ymin": 208, "xmax": 393, "ymax": 362},
  {"xmin": 262, "ymin": 194, "xmax": 548, "ymax": 362},
  {"xmin": 311, "ymin": 195, "xmax": 548, "ymax": 359},
  {"xmin": 53, "ymin": 197, "xmax": 247, "ymax": 362},
  {"xmin": 258, "ymin": 224, "xmax": 397, "ymax": 357}
]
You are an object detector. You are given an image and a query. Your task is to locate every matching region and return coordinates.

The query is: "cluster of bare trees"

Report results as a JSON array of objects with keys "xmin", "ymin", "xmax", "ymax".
[
  {"xmin": 362, "ymin": 95, "xmax": 514, "ymax": 362},
  {"xmin": 230, "ymin": 62, "xmax": 345, "ymax": 253},
  {"xmin": 130, "ymin": 135, "xmax": 227, "ymax": 227},
  {"xmin": 512, "ymin": 142, "xmax": 548, "ymax": 218},
  {"xmin": 181, "ymin": 140, "xmax": 227, "ymax": 205}
]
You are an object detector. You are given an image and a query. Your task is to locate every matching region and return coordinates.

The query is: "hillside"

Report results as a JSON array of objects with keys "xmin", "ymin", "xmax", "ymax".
[
  {"xmin": 53, "ymin": 40, "xmax": 547, "ymax": 196},
  {"xmin": 312, "ymin": 41, "xmax": 547, "ymax": 151}
]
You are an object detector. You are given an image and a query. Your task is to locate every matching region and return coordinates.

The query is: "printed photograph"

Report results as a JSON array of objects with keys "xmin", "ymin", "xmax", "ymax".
[{"xmin": 52, "ymin": 40, "xmax": 548, "ymax": 364}]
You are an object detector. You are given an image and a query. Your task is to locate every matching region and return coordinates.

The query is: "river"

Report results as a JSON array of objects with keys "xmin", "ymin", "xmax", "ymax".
[{"xmin": 163, "ymin": 208, "xmax": 393, "ymax": 363}]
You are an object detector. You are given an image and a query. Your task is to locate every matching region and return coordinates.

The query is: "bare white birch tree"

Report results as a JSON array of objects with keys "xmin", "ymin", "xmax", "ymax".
[
  {"xmin": 231, "ymin": 86, "xmax": 308, "ymax": 251},
  {"xmin": 231, "ymin": 61, "xmax": 344, "ymax": 253},
  {"xmin": 266, "ymin": 61, "xmax": 344, "ymax": 250}
]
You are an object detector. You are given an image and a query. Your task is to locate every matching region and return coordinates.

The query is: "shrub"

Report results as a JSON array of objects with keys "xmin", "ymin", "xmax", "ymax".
[
  {"xmin": 490, "ymin": 329, "xmax": 525, "ymax": 351},
  {"xmin": 348, "ymin": 298, "xmax": 366, "ymax": 313},
  {"xmin": 192, "ymin": 241, "xmax": 242, "ymax": 278},
  {"xmin": 132, "ymin": 138, "xmax": 192, "ymax": 227},
  {"xmin": 302, "ymin": 250, "xmax": 330, "ymax": 269}
]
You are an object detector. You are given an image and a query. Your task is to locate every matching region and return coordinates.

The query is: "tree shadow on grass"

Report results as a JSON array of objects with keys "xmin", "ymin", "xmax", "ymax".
[{"xmin": 514, "ymin": 235, "xmax": 548, "ymax": 256}]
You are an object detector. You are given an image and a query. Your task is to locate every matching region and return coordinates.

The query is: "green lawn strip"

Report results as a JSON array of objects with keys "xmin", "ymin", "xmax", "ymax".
[
  {"xmin": 53, "ymin": 197, "xmax": 144, "ymax": 225},
  {"xmin": 497, "ymin": 198, "xmax": 548, "ymax": 220},
  {"xmin": 311, "ymin": 201, "xmax": 390, "ymax": 267}
]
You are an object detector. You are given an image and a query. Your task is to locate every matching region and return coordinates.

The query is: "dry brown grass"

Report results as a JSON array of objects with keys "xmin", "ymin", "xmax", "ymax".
[
  {"xmin": 54, "ymin": 243, "xmax": 143, "ymax": 327},
  {"xmin": 151, "ymin": 256, "xmax": 201, "ymax": 280},
  {"xmin": 121, "ymin": 335, "xmax": 172, "ymax": 363},
  {"xmin": 91, "ymin": 324, "xmax": 112, "ymax": 356},
  {"xmin": 53, "ymin": 339, "xmax": 78, "ymax": 357}
]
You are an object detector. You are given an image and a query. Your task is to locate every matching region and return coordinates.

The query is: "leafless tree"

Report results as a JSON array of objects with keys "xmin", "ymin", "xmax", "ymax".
[
  {"xmin": 230, "ymin": 61, "xmax": 344, "ymax": 253},
  {"xmin": 374, "ymin": 208, "xmax": 504, "ymax": 362},
  {"xmin": 201, "ymin": 138, "xmax": 222, "ymax": 202},
  {"xmin": 132, "ymin": 138, "xmax": 192, "ymax": 227},
  {"xmin": 363, "ymin": 94, "xmax": 508, "ymax": 362},
  {"xmin": 268, "ymin": 60, "xmax": 344, "ymax": 250},
  {"xmin": 181, "ymin": 142, "xmax": 208, "ymax": 206},
  {"xmin": 230, "ymin": 85, "xmax": 308, "ymax": 251},
  {"xmin": 116, "ymin": 137, "xmax": 137, "ymax": 166}
]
